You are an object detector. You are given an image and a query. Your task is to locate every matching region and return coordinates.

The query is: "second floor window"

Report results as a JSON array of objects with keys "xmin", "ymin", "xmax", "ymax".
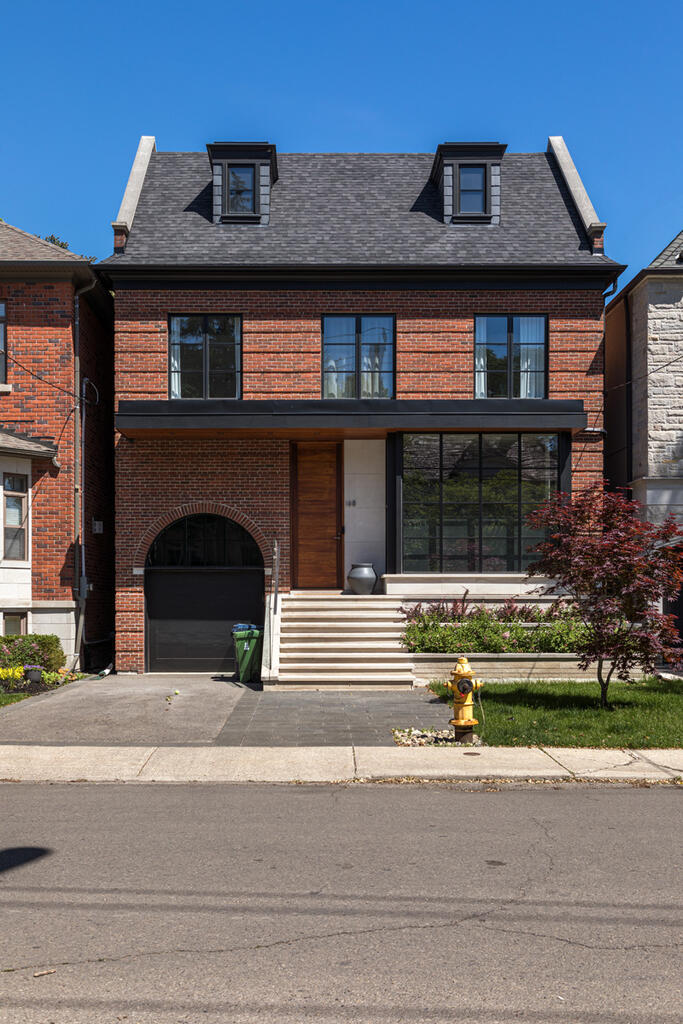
[
  {"xmin": 475, "ymin": 315, "xmax": 546, "ymax": 399},
  {"xmin": 322, "ymin": 315, "xmax": 394, "ymax": 399},
  {"xmin": 0, "ymin": 301, "xmax": 6, "ymax": 384},
  {"xmin": 169, "ymin": 315, "xmax": 241, "ymax": 399},
  {"xmin": 4, "ymin": 473, "xmax": 28, "ymax": 561}
]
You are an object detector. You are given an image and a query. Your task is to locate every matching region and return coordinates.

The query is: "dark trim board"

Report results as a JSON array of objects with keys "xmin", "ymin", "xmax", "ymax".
[
  {"xmin": 117, "ymin": 397, "xmax": 588, "ymax": 437},
  {"xmin": 98, "ymin": 265, "xmax": 625, "ymax": 292}
]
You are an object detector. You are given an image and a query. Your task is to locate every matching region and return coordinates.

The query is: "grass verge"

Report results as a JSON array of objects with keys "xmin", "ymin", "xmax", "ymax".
[
  {"xmin": 0, "ymin": 692, "xmax": 28, "ymax": 708},
  {"xmin": 428, "ymin": 676, "xmax": 682, "ymax": 748}
]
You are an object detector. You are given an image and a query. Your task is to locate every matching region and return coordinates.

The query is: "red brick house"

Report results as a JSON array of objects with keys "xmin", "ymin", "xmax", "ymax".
[
  {"xmin": 102, "ymin": 135, "xmax": 623, "ymax": 680},
  {"xmin": 0, "ymin": 223, "xmax": 114, "ymax": 667}
]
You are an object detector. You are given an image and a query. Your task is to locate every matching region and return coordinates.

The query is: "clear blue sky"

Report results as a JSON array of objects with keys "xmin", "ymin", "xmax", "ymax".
[{"xmin": 2, "ymin": 0, "xmax": 681, "ymax": 285}]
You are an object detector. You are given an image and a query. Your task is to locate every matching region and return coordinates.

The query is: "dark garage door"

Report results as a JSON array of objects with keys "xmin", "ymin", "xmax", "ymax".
[{"xmin": 144, "ymin": 514, "xmax": 265, "ymax": 673}]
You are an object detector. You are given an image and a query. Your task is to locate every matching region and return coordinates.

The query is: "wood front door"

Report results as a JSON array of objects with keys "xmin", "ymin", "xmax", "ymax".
[{"xmin": 292, "ymin": 442, "xmax": 343, "ymax": 589}]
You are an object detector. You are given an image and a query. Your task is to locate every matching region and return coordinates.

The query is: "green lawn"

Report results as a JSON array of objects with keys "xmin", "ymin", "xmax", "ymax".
[
  {"xmin": 0, "ymin": 692, "xmax": 28, "ymax": 708},
  {"xmin": 428, "ymin": 677, "xmax": 683, "ymax": 749}
]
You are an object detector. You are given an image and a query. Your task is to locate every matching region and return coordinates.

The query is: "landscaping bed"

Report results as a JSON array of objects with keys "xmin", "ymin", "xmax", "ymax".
[
  {"xmin": 423, "ymin": 677, "xmax": 682, "ymax": 749},
  {"xmin": 0, "ymin": 633, "xmax": 85, "ymax": 703}
]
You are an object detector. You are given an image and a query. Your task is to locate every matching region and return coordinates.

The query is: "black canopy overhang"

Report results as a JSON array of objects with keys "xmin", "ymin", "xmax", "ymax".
[{"xmin": 116, "ymin": 398, "xmax": 587, "ymax": 435}]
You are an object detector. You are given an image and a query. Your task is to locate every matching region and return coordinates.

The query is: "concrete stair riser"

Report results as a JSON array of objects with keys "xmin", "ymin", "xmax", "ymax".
[{"xmin": 275, "ymin": 591, "xmax": 411, "ymax": 687}]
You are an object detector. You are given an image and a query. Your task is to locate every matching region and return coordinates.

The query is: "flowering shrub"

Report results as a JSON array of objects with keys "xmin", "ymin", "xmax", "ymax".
[
  {"xmin": 401, "ymin": 603, "xmax": 587, "ymax": 655},
  {"xmin": 0, "ymin": 635, "xmax": 64, "ymax": 673}
]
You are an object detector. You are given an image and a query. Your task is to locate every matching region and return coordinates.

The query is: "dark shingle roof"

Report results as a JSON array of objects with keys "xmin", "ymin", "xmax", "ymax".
[
  {"xmin": 649, "ymin": 229, "xmax": 683, "ymax": 269},
  {"xmin": 0, "ymin": 221, "xmax": 85, "ymax": 262},
  {"xmin": 103, "ymin": 151, "xmax": 618, "ymax": 270}
]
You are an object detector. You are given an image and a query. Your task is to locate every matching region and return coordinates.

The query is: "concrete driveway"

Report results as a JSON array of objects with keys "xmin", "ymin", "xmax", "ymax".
[{"xmin": 0, "ymin": 674, "xmax": 246, "ymax": 745}]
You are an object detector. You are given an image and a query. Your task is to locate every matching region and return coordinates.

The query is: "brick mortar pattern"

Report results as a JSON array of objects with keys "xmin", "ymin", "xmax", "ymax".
[
  {"xmin": 114, "ymin": 286, "xmax": 605, "ymax": 671},
  {"xmin": 0, "ymin": 279, "xmax": 113, "ymax": 657}
]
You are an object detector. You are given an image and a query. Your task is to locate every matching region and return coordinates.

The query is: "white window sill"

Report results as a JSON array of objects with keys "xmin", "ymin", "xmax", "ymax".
[{"xmin": 0, "ymin": 384, "xmax": 13, "ymax": 394}]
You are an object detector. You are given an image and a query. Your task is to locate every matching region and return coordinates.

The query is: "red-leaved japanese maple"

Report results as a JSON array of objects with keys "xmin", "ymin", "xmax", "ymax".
[{"xmin": 526, "ymin": 482, "xmax": 683, "ymax": 707}]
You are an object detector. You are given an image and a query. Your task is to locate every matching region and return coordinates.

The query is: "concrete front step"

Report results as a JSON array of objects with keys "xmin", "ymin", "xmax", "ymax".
[
  {"xmin": 276, "ymin": 591, "xmax": 410, "ymax": 688},
  {"xmin": 282, "ymin": 643, "xmax": 409, "ymax": 651},
  {"xmin": 276, "ymin": 673, "xmax": 414, "ymax": 685},
  {"xmin": 280, "ymin": 649, "xmax": 410, "ymax": 661}
]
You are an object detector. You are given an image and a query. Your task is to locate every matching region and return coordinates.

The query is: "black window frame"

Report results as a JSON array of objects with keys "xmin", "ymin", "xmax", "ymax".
[
  {"xmin": 321, "ymin": 314, "xmax": 396, "ymax": 400},
  {"xmin": 145, "ymin": 514, "xmax": 264, "ymax": 569},
  {"xmin": 0, "ymin": 301, "xmax": 6, "ymax": 384},
  {"xmin": 452, "ymin": 160, "xmax": 491, "ymax": 219},
  {"xmin": 456, "ymin": 163, "xmax": 488, "ymax": 216},
  {"xmin": 222, "ymin": 162, "xmax": 259, "ymax": 219},
  {"xmin": 474, "ymin": 313, "xmax": 549, "ymax": 400},
  {"xmin": 398, "ymin": 431, "xmax": 567, "ymax": 574},
  {"xmin": 168, "ymin": 314, "xmax": 243, "ymax": 401}
]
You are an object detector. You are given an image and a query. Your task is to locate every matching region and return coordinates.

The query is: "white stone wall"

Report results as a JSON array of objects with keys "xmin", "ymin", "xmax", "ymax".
[
  {"xmin": 630, "ymin": 274, "xmax": 683, "ymax": 524},
  {"xmin": 643, "ymin": 276, "xmax": 683, "ymax": 479},
  {"xmin": 343, "ymin": 440, "xmax": 386, "ymax": 581}
]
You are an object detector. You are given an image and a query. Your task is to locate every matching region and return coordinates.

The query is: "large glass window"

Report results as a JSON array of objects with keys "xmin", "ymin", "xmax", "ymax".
[
  {"xmin": 4, "ymin": 473, "xmax": 28, "ymax": 561},
  {"xmin": 322, "ymin": 315, "xmax": 394, "ymax": 399},
  {"xmin": 402, "ymin": 433, "xmax": 559, "ymax": 573},
  {"xmin": 0, "ymin": 302, "xmax": 6, "ymax": 384},
  {"xmin": 475, "ymin": 315, "xmax": 546, "ymax": 399},
  {"xmin": 169, "ymin": 315, "xmax": 241, "ymax": 399}
]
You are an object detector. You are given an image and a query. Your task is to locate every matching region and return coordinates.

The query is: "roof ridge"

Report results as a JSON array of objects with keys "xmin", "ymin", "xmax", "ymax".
[
  {"xmin": 649, "ymin": 228, "xmax": 683, "ymax": 268},
  {"xmin": 0, "ymin": 220, "xmax": 85, "ymax": 261}
]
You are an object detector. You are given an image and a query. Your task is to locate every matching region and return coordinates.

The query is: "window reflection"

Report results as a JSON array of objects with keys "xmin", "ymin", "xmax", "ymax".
[{"xmin": 401, "ymin": 433, "xmax": 559, "ymax": 572}]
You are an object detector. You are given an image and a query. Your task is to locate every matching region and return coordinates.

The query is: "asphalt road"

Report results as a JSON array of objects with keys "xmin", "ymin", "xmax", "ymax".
[{"xmin": 0, "ymin": 783, "xmax": 680, "ymax": 1024}]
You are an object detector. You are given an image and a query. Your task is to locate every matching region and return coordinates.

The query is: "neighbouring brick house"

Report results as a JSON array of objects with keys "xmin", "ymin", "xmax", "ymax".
[
  {"xmin": 605, "ymin": 229, "xmax": 683, "ymax": 639},
  {"xmin": 101, "ymin": 135, "xmax": 623, "ymax": 678},
  {"xmin": 0, "ymin": 223, "xmax": 114, "ymax": 667}
]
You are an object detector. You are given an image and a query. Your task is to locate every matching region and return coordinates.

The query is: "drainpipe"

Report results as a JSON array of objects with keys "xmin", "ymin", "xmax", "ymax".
[{"xmin": 71, "ymin": 276, "xmax": 97, "ymax": 671}]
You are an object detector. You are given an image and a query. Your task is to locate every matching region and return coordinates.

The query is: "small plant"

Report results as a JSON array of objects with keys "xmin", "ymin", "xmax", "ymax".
[
  {"xmin": 0, "ymin": 665, "xmax": 25, "ymax": 690},
  {"xmin": 401, "ymin": 602, "xmax": 587, "ymax": 655}
]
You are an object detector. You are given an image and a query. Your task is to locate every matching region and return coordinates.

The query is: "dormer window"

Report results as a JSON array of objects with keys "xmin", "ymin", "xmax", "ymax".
[
  {"xmin": 430, "ymin": 142, "xmax": 506, "ymax": 225},
  {"xmin": 206, "ymin": 142, "xmax": 278, "ymax": 225},
  {"xmin": 458, "ymin": 165, "xmax": 486, "ymax": 214},
  {"xmin": 227, "ymin": 165, "xmax": 257, "ymax": 215}
]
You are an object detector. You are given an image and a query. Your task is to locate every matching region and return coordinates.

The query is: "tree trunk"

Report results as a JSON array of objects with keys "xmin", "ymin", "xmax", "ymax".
[{"xmin": 597, "ymin": 658, "xmax": 610, "ymax": 709}]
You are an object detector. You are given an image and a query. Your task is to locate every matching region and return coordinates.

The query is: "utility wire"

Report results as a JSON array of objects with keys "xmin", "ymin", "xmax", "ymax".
[{"xmin": 4, "ymin": 351, "xmax": 96, "ymax": 404}]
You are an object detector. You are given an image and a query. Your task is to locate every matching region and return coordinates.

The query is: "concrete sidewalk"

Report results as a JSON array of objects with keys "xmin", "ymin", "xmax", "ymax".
[{"xmin": 0, "ymin": 743, "xmax": 680, "ymax": 783}]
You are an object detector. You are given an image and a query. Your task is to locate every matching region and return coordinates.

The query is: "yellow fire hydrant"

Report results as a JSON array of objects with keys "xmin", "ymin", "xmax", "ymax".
[{"xmin": 445, "ymin": 657, "xmax": 484, "ymax": 742}]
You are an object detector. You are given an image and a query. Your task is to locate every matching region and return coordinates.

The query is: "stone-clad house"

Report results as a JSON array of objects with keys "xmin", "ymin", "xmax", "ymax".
[
  {"xmin": 0, "ymin": 223, "xmax": 114, "ymax": 665},
  {"xmin": 605, "ymin": 229, "xmax": 683, "ymax": 637},
  {"xmin": 101, "ymin": 134, "xmax": 623, "ymax": 680}
]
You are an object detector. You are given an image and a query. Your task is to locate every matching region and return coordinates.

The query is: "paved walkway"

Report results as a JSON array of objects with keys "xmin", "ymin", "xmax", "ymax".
[
  {"xmin": 0, "ymin": 674, "xmax": 680, "ymax": 783},
  {"xmin": 0, "ymin": 674, "xmax": 448, "ymax": 747},
  {"xmin": 0, "ymin": 743, "xmax": 680, "ymax": 782}
]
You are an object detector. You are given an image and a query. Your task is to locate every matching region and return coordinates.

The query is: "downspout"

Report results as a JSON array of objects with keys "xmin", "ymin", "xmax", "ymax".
[{"xmin": 71, "ymin": 276, "xmax": 97, "ymax": 671}]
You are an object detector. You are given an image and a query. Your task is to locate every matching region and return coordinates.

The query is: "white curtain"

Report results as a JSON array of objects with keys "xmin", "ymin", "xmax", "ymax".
[
  {"xmin": 170, "ymin": 344, "xmax": 181, "ymax": 399},
  {"xmin": 325, "ymin": 358, "xmax": 338, "ymax": 398},
  {"xmin": 518, "ymin": 317, "xmax": 545, "ymax": 398},
  {"xmin": 474, "ymin": 316, "xmax": 487, "ymax": 398}
]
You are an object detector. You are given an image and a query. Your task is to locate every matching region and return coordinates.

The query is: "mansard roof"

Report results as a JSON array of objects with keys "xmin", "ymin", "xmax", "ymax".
[{"xmin": 102, "ymin": 147, "xmax": 621, "ymax": 275}]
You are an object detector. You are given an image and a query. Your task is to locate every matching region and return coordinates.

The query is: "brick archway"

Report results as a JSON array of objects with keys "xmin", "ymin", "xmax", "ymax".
[{"xmin": 132, "ymin": 502, "xmax": 272, "ymax": 571}]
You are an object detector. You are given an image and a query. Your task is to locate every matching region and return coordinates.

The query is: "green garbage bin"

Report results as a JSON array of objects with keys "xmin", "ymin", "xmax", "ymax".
[{"xmin": 232, "ymin": 624, "xmax": 264, "ymax": 684}]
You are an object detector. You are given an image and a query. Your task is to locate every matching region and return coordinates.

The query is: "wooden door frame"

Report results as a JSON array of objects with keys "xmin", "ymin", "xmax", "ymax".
[{"xmin": 290, "ymin": 441, "xmax": 344, "ymax": 589}]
